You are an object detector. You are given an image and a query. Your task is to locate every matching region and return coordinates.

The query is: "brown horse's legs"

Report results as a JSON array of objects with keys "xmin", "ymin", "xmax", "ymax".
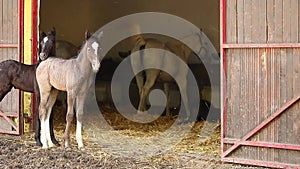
[
  {"xmin": 163, "ymin": 83, "xmax": 171, "ymax": 117},
  {"xmin": 130, "ymin": 49, "xmax": 143, "ymax": 93},
  {"xmin": 138, "ymin": 69, "xmax": 160, "ymax": 114},
  {"xmin": 177, "ymin": 72, "xmax": 191, "ymax": 122},
  {"xmin": 64, "ymin": 92, "xmax": 74, "ymax": 148},
  {"xmin": 135, "ymin": 72, "xmax": 144, "ymax": 94}
]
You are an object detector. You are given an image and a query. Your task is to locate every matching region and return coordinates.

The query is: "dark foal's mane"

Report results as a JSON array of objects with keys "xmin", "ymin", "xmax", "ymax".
[{"xmin": 0, "ymin": 28, "xmax": 59, "ymax": 147}]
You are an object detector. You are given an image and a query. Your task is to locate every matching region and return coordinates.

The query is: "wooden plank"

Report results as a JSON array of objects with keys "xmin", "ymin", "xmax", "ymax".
[
  {"xmin": 249, "ymin": 49, "xmax": 256, "ymax": 160},
  {"xmin": 252, "ymin": 48, "xmax": 260, "ymax": 159},
  {"xmin": 290, "ymin": 0, "xmax": 298, "ymax": 43},
  {"xmin": 0, "ymin": 0, "xmax": 3, "ymax": 43},
  {"xmin": 243, "ymin": 0, "xmax": 252, "ymax": 43},
  {"xmin": 274, "ymin": 0, "xmax": 283, "ymax": 42},
  {"xmin": 7, "ymin": 0, "xmax": 13, "ymax": 44},
  {"xmin": 259, "ymin": 48, "xmax": 268, "ymax": 160},
  {"xmin": 2, "ymin": 0, "xmax": 8, "ymax": 44},
  {"xmin": 225, "ymin": 49, "xmax": 233, "ymax": 139},
  {"xmin": 274, "ymin": 48, "xmax": 282, "ymax": 162},
  {"xmin": 251, "ymin": 0, "xmax": 266, "ymax": 43},
  {"xmin": 286, "ymin": 49, "xmax": 293, "ymax": 101},
  {"xmin": 269, "ymin": 48, "xmax": 279, "ymax": 162},
  {"xmin": 283, "ymin": 0, "xmax": 291, "ymax": 42},
  {"xmin": 267, "ymin": 0, "xmax": 275, "ymax": 43},
  {"xmin": 265, "ymin": 48, "xmax": 274, "ymax": 162},
  {"xmin": 236, "ymin": 0, "xmax": 244, "ymax": 43},
  {"xmin": 13, "ymin": 0, "xmax": 18, "ymax": 44},
  {"xmin": 226, "ymin": 0, "xmax": 237, "ymax": 43},
  {"xmin": 240, "ymin": 48, "xmax": 247, "ymax": 159},
  {"xmin": 279, "ymin": 48, "xmax": 288, "ymax": 163},
  {"xmin": 270, "ymin": 49, "xmax": 280, "ymax": 161},
  {"xmin": 259, "ymin": 0, "xmax": 267, "ymax": 43},
  {"xmin": 299, "ymin": 0, "xmax": 300, "ymax": 42},
  {"xmin": 7, "ymin": 0, "xmax": 13, "ymax": 117},
  {"xmin": 227, "ymin": 49, "xmax": 241, "ymax": 139},
  {"xmin": 0, "ymin": 0, "xmax": 3, "ymax": 106}
]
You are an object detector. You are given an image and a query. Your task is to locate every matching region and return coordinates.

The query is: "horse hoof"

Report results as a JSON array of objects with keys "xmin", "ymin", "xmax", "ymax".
[
  {"xmin": 78, "ymin": 146, "xmax": 85, "ymax": 151},
  {"xmin": 36, "ymin": 142, "xmax": 43, "ymax": 147},
  {"xmin": 54, "ymin": 142, "xmax": 61, "ymax": 147},
  {"xmin": 65, "ymin": 143, "xmax": 71, "ymax": 149},
  {"xmin": 65, "ymin": 147, "xmax": 72, "ymax": 151},
  {"xmin": 77, "ymin": 142, "xmax": 84, "ymax": 149},
  {"xmin": 177, "ymin": 119, "xmax": 190, "ymax": 125},
  {"xmin": 52, "ymin": 140, "xmax": 61, "ymax": 147},
  {"xmin": 48, "ymin": 142, "xmax": 56, "ymax": 148},
  {"xmin": 137, "ymin": 110, "xmax": 148, "ymax": 114}
]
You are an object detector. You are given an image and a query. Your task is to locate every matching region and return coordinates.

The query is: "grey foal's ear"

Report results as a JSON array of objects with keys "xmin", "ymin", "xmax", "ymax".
[
  {"xmin": 98, "ymin": 31, "xmax": 103, "ymax": 39},
  {"xmin": 85, "ymin": 30, "xmax": 91, "ymax": 40}
]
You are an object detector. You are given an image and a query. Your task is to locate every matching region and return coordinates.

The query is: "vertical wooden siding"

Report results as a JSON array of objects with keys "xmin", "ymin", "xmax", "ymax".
[
  {"xmin": 226, "ymin": 0, "xmax": 299, "ymax": 44},
  {"xmin": 224, "ymin": 0, "xmax": 300, "ymax": 167},
  {"xmin": 226, "ymin": 48, "xmax": 300, "ymax": 164},
  {"xmin": 0, "ymin": 0, "xmax": 20, "ymax": 132}
]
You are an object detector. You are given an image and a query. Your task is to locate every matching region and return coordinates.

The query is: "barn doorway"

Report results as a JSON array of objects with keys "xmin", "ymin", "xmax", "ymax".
[{"xmin": 39, "ymin": 0, "xmax": 221, "ymax": 157}]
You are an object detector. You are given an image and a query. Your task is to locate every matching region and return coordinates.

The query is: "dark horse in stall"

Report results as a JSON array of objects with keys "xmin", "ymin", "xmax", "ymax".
[{"xmin": 0, "ymin": 28, "xmax": 59, "ymax": 146}]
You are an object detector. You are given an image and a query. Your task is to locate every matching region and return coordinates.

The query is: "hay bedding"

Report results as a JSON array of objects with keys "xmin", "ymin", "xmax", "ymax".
[{"xmin": 0, "ymin": 104, "xmax": 265, "ymax": 168}]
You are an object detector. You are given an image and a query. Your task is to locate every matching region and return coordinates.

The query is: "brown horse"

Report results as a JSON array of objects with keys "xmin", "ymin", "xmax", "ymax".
[
  {"xmin": 0, "ymin": 28, "xmax": 58, "ymax": 146},
  {"xmin": 36, "ymin": 31, "xmax": 103, "ymax": 149},
  {"xmin": 119, "ymin": 32, "xmax": 217, "ymax": 122},
  {"xmin": 56, "ymin": 40, "xmax": 79, "ymax": 59}
]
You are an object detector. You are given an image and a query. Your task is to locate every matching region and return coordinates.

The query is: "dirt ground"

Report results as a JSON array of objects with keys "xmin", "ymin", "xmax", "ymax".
[{"xmin": 0, "ymin": 105, "xmax": 266, "ymax": 169}]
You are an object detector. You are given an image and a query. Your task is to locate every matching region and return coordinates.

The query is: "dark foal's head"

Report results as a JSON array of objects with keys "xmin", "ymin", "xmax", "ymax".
[{"xmin": 39, "ymin": 27, "xmax": 56, "ymax": 61}]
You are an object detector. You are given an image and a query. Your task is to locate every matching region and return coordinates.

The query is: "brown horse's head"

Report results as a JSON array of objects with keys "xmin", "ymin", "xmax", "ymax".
[
  {"xmin": 39, "ymin": 27, "xmax": 56, "ymax": 61},
  {"xmin": 83, "ymin": 30, "xmax": 103, "ymax": 73}
]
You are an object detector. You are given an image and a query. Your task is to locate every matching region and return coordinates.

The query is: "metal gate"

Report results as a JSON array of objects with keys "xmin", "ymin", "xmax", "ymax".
[
  {"xmin": 0, "ymin": 0, "xmax": 24, "ymax": 135},
  {"xmin": 220, "ymin": 0, "xmax": 300, "ymax": 168}
]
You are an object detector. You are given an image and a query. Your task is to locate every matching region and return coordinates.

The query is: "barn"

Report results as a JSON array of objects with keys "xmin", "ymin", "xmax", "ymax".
[{"xmin": 0, "ymin": 0, "xmax": 299, "ymax": 168}]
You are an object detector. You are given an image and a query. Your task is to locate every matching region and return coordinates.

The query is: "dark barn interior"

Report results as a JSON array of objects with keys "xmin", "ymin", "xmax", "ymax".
[{"xmin": 39, "ymin": 0, "xmax": 220, "ymax": 121}]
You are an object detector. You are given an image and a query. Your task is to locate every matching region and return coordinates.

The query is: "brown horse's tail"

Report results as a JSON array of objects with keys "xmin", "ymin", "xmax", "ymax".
[
  {"xmin": 132, "ymin": 35, "xmax": 146, "ymax": 52},
  {"xmin": 118, "ymin": 35, "xmax": 146, "ymax": 59}
]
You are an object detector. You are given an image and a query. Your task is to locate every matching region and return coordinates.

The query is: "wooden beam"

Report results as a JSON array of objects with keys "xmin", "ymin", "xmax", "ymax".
[
  {"xmin": 222, "ymin": 95, "xmax": 300, "ymax": 158},
  {"xmin": 224, "ymin": 138, "xmax": 300, "ymax": 151},
  {"xmin": 223, "ymin": 43, "xmax": 300, "ymax": 49}
]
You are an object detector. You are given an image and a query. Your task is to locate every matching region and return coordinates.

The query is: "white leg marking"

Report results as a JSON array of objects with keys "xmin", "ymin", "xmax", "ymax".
[
  {"xmin": 40, "ymin": 119, "xmax": 48, "ymax": 149},
  {"xmin": 45, "ymin": 114, "xmax": 55, "ymax": 148},
  {"xmin": 76, "ymin": 120, "xmax": 84, "ymax": 148}
]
